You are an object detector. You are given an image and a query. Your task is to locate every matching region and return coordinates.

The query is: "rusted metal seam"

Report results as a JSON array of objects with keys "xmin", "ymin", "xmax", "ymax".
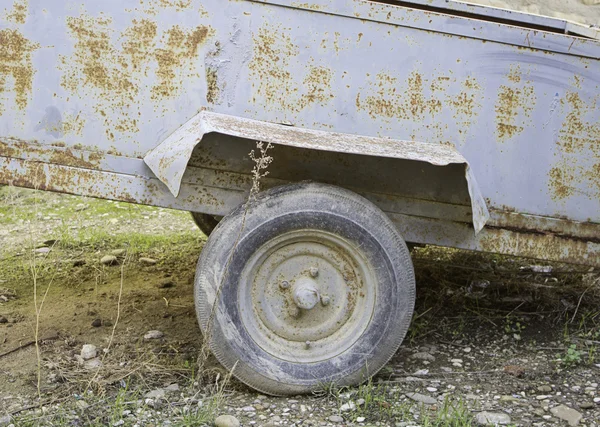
[{"xmin": 248, "ymin": 0, "xmax": 600, "ymax": 59}]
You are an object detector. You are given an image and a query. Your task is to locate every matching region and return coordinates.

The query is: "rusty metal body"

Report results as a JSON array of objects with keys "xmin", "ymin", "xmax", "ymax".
[{"xmin": 1, "ymin": 0, "xmax": 599, "ymax": 265}]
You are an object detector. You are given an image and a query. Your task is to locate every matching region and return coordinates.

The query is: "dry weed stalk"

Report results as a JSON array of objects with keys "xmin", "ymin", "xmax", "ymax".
[{"xmin": 197, "ymin": 141, "xmax": 273, "ymax": 378}]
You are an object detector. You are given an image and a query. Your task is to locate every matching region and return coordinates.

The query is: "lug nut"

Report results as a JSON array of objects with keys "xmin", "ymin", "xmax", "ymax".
[
  {"xmin": 320, "ymin": 295, "xmax": 330, "ymax": 306},
  {"xmin": 280, "ymin": 280, "xmax": 290, "ymax": 290},
  {"xmin": 309, "ymin": 267, "xmax": 319, "ymax": 278}
]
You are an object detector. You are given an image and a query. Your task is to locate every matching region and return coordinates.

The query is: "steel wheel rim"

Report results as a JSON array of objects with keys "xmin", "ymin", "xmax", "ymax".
[{"xmin": 238, "ymin": 229, "xmax": 377, "ymax": 364}]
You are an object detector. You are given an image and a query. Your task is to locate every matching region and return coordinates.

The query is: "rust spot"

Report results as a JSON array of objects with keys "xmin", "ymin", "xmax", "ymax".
[
  {"xmin": 448, "ymin": 77, "xmax": 482, "ymax": 134},
  {"xmin": 205, "ymin": 66, "xmax": 219, "ymax": 104},
  {"xmin": 356, "ymin": 70, "xmax": 442, "ymax": 121},
  {"xmin": 4, "ymin": 0, "xmax": 28, "ymax": 24},
  {"xmin": 249, "ymin": 26, "xmax": 300, "ymax": 111},
  {"xmin": 152, "ymin": 25, "xmax": 212, "ymax": 100},
  {"xmin": 548, "ymin": 92, "xmax": 600, "ymax": 201},
  {"xmin": 60, "ymin": 14, "xmax": 212, "ymax": 139},
  {"xmin": 0, "ymin": 28, "xmax": 39, "ymax": 115},
  {"xmin": 495, "ymin": 84, "xmax": 535, "ymax": 142},
  {"xmin": 298, "ymin": 66, "xmax": 333, "ymax": 109}
]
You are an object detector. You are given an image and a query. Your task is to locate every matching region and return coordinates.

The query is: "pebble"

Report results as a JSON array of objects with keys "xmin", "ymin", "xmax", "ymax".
[
  {"xmin": 139, "ymin": 257, "xmax": 157, "ymax": 265},
  {"xmin": 356, "ymin": 417, "xmax": 366, "ymax": 423},
  {"xmin": 475, "ymin": 411, "xmax": 511, "ymax": 425},
  {"xmin": 340, "ymin": 402, "xmax": 356, "ymax": 411},
  {"xmin": 411, "ymin": 352, "xmax": 435, "ymax": 361},
  {"xmin": 165, "ymin": 384, "xmax": 179, "ymax": 392},
  {"xmin": 144, "ymin": 330, "xmax": 164, "ymax": 340},
  {"xmin": 579, "ymin": 402, "xmax": 594, "ymax": 409},
  {"xmin": 100, "ymin": 255, "xmax": 118, "ymax": 265},
  {"xmin": 145, "ymin": 389, "xmax": 165, "ymax": 399},
  {"xmin": 241, "ymin": 406, "xmax": 255, "ymax": 412},
  {"xmin": 83, "ymin": 358, "xmax": 102, "ymax": 369},
  {"xmin": 329, "ymin": 415, "xmax": 344, "ymax": 423},
  {"xmin": 550, "ymin": 405, "xmax": 582, "ymax": 426},
  {"xmin": 80, "ymin": 344, "xmax": 97, "ymax": 360},
  {"xmin": 0, "ymin": 415, "xmax": 10, "ymax": 426},
  {"xmin": 91, "ymin": 318, "xmax": 102, "ymax": 327},
  {"xmin": 214, "ymin": 415, "xmax": 240, "ymax": 427},
  {"xmin": 0, "ymin": 316, "xmax": 7, "ymax": 324},
  {"xmin": 111, "ymin": 249, "xmax": 126, "ymax": 256},
  {"xmin": 405, "ymin": 393, "xmax": 437, "ymax": 405},
  {"xmin": 537, "ymin": 385, "xmax": 552, "ymax": 393},
  {"xmin": 75, "ymin": 400, "xmax": 89, "ymax": 411}
]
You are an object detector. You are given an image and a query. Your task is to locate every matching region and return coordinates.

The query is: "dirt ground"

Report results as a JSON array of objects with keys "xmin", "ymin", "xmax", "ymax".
[{"xmin": 0, "ymin": 186, "xmax": 599, "ymax": 427}]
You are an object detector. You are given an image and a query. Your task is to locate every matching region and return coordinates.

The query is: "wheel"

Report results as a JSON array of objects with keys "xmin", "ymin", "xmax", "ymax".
[
  {"xmin": 195, "ymin": 182, "xmax": 415, "ymax": 395},
  {"xmin": 190, "ymin": 212, "xmax": 221, "ymax": 237}
]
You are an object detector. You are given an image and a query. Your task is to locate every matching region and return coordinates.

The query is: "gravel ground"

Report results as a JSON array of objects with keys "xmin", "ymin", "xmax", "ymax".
[{"xmin": 1, "ymin": 187, "xmax": 599, "ymax": 426}]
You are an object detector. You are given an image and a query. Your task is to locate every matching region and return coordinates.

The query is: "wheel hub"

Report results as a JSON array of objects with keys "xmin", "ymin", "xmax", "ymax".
[{"xmin": 238, "ymin": 230, "xmax": 376, "ymax": 363}]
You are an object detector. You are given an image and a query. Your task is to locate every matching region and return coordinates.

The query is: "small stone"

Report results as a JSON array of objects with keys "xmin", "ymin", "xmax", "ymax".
[
  {"xmin": 463, "ymin": 347, "xmax": 472, "ymax": 353},
  {"xmin": 80, "ymin": 344, "xmax": 97, "ymax": 360},
  {"xmin": 406, "ymin": 393, "xmax": 437, "ymax": 405},
  {"xmin": 113, "ymin": 420, "xmax": 124, "ymax": 426},
  {"xmin": 537, "ymin": 385, "xmax": 552, "ymax": 393},
  {"xmin": 214, "ymin": 415, "xmax": 241, "ymax": 427},
  {"xmin": 83, "ymin": 358, "xmax": 102, "ymax": 369},
  {"xmin": 356, "ymin": 398, "xmax": 365, "ymax": 406},
  {"xmin": 75, "ymin": 400, "xmax": 89, "ymax": 411},
  {"xmin": 91, "ymin": 318, "xmax": 102, "ymax": 327},
  {"xmin": 594, "ymin": 397, "xmax": 600, "ymax": 403},
  {"xmin": 241, "ymin": 406, "xmax": 255, "ymax": 412},
  {"xmin": 0, "ymin": 316, "xmax": 7, "ymax": 324},
  {"xmin": 139, "ymin": 257, "xmax": 157, "ymax": 265},
  {"xmin": 426, "ymin": 387, "xmax": 438, "ymax": 393},
  {"xmin": 144, "ymin": 330, "xmax": 163, "ymax": 340},
  {"xmin": 329, "ymin": 415, "xmax": 344, "ymax": 423},
  {"xmin": 413, "ymin": 369, "xmax": 429, "ymax": 376},
  {"xmin": 0, "ymin": 415, "xmax": 11, "ymax": 426},
  {"xmin": 340, "ymin": 402, "xmax": 356, "ymax": 411},
  {"xmin": 475, "ymin": 411, "xmax": 511, "ymax": 425},
  {"xmin": 100, "ymin": 255, "xmax": 118, "ymax": 266},
  {"xmin": 145, "ymin": 389, "xmax": 165, "ymax": 399},
  {"xmin": 157, "ymin": 280, "xmax": 174, "ymax": 289},
  {"xmin": 35, "ymin": 247, "xmax": 51, "ymax": 254},
  {"xmin": 550, "ymin": 405, "xmax": 582, "ymax": 426},
  {"xmin": 411, "ymin": 352, "xmax": 435, "ymax": 361},
  {"xmin": 356, "ymin": 417, "xmax": 366, "ymax": 423},
  {"xmin": 579, "ymin": 402, "xmax": 594, "ymax": 409},
  {"xmin": 450, "ymin": 359, "xmax": 463, "ymax": 364},
  {"xmin": 111, "ymin": 249, "xmax": 126, "ymax": 256},
  {"xmin": 165, "ymin": 384, "xmax": 179, "ymax": 392},
  {"xmin": 536, "ymin": 395, "xmax": 551, "ymax": 400}
]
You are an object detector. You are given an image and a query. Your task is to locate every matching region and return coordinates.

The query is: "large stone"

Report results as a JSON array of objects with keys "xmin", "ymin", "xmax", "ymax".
[
  {"xmin": 475, "ymin": 411, "xmax": 512, "ymax": 425},
  {"xmin": 80, "ymin": 344, "xmax": 97, "ymax": 360},
  {"xmin": 214, "ymin": 415, "xmax": 240, "ymax": 427},
  {"xmin": 100, "ymin": 255, "xmax": 118, "ymax": 266},
  {"xmin": 550, "ymin": 405, "xmax": 582, "ymax": 426},
  {"xmin": 144, "ymin": 330, "xmax": 164, "ymax": 340},
  {"xmin": 406, "ymin": 392, "xmax": 437, "ymax": 405}
]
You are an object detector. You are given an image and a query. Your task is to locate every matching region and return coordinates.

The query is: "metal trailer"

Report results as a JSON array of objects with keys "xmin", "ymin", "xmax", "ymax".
[{"xmin": 1, "ymin": 0, "xmax": 599, "ymax": 395}]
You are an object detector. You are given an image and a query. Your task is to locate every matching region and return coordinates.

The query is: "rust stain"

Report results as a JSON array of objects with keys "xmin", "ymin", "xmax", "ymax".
[
  {"xmin": 548, "ymin": 91, "xmax": 600, "ymax": 201},
  {"xmin": 249, "ymin": 26, "xmax": 300, "ymax": 111},
  {"xmin": 152, "ymin": 25, "xmax": 212, "ymax": 100},
  {"xmin": 448, "ymin": 77, "xmax": 482, "ymax": 134},
  {"xmin": 298, "ymin": 66, "xmax": 333, "ymax": 109},
  {"xmin": 494, "ymin": 83, "xmax": 535, "ymax": 142},
  {"xmin": 205, "ymin": 66, "xmax": 219, "ymax": 104},
  {"xmin": 60, "ymin": 14, "xmax": 212, "ymax": 139},
  {"xmin": 4, "ymin": 0, "xmax": 28, "ymax": 25},
  {"xmin": 0, "ymin": 28, "xmax": 39, "ymax": 115},
  {"xmin": 356, "ymin": 70, "xmax": 442, "ymax": 121},
  {"xmin": 290, "ymin": 2, "xmax": 324, "ymax": 10}
]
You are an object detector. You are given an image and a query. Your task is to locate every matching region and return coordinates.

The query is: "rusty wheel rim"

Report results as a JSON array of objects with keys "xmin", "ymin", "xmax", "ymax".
[{"xmin": 238, "ymin": 229, "xmax": 376, "ymax": 364}]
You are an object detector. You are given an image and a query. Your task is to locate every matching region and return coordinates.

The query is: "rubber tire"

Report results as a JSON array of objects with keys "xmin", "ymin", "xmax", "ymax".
[
  {"xmin": 190, "ymin": 212, "xmax": 221, "ymax": 237},
  {"xmin": 195, "ymin": 182, "xmax": 415, "ymax": 395}
]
